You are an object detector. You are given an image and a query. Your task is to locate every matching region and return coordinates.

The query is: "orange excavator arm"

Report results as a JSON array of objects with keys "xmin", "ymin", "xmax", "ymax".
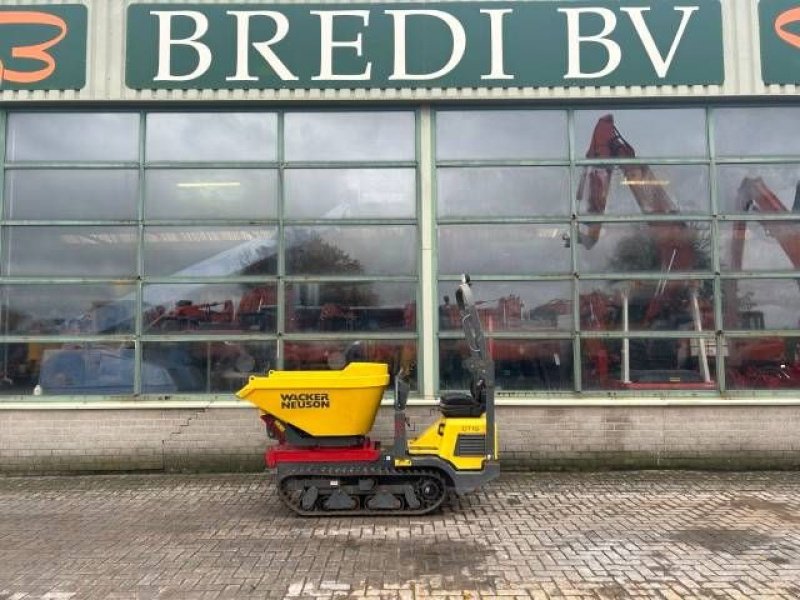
[
  {"xmin": 733, "ymin": 177, "xmax": 800, "ymax": 269},
  {"xmin": 578, "ymin": 114, "xmax": 681, "ymax": 247},
  {"xmin": 578, "ymin": 114, "xmax": 699, "ymax": 283},
  {"xmin": 724, "ymin": 178, "xmax": 800, "ymax": 385},
  {"xmin": 725, "ymin": 177, "xmax": 800, "ymax": 326}
]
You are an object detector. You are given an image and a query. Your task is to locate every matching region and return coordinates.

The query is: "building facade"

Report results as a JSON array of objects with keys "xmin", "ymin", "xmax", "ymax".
[{"xmin": 2, "ymin": 0, "xmax": 800, "ymax": 472}]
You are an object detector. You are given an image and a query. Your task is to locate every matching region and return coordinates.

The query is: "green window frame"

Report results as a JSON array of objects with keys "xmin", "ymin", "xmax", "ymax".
[{"xmin": 1, "ymin": 104, "xmax": 800, "ymax": 400}]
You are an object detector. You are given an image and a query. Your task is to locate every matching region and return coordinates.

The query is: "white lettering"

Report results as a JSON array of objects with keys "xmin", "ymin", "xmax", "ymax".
[
  {"xmin": 226, "ymin": 11, "xmax": 298, "ymax": 82},
  {"xmin": 558, "ymin": 7, "xmax": 621, "ymax": 79},
  {"xmin": 385, "ymin": 9, "xmax": 466, "ymax": 80},
  {"xmin": 622, "ymin": 6, "xmax": 699, "ymax": 78},
  {"xmin": 152, "ymin": 11, "xmax": 212, "ymax": 82},
  {"xmin": 311, "ymin": 10, "xmax": 372, "ymax": 81},
  {"xmin": 480, "ymin": 9, "xmax": 514, "ymax": 80}
]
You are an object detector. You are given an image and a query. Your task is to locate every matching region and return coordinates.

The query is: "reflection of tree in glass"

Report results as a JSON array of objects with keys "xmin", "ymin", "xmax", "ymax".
[
  {"xmin": 608, "ymin": 231, "xmax": 659, "ymax": 273},
  {"xmin": 285, "ymin": 234, "xmax": 363, "ymax": 275},
  {"xmin": 608, "ymin": 224, "xmax": 711, "ymax": 273},
  {"xmin": 286, "ymin": 235, "xmax": 378, "ymax": 320},
  {"xmin": 238, "ymin": 243, "xmax": 278, "ymax": 276}
]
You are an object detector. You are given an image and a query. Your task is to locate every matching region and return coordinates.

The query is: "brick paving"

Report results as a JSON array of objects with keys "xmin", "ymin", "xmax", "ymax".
[{"xmin": 1, "ymin": 472, "xmax": 799, "ymax": 599}]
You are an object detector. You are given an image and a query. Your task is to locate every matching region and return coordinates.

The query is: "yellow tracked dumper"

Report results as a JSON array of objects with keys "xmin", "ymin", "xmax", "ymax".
[{"xmin": 237, "ymin": 277, "xmax": 499, "ymax": 516}]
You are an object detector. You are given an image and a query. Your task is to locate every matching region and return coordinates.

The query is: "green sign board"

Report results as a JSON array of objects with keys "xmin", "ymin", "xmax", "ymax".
[
  {"xmin": 760, "ymin": 0, "xmax": 800, "ymax": 84},
  {"xmin": 0, "ymin": 5, "xmax": 87, "ymax": 91},
  {"xmin": 126, "ymin": 1, "xmax": 723, "ymax": 90}
]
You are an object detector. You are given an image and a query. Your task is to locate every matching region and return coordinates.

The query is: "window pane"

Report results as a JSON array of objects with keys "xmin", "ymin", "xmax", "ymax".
[
  {"xmin": 727, "ymin": 337, "xmax": 800, "ymax": 389},
  {"xmin": 6, "ymin": 113, "xmax": 139, "ymax": 162},
  {"xmin": 719, "ymin": 221, "xmax": 800, "ymax": 272},
  {"xmin": 3, "ymin": 285, "xmax": 136, "ymax": 335},
  {"xmin": 436, "ymin": 110, "xmax": 567, "ymax": 160},
  {"xmin": 145, "ymin": 169, "xmax": 277, "ymax": 220},
  {"xmin": 286, "ymin": 282, "xmax": 416, "ymax": 333},
  {"xmin": 717, "ymin": 165, "xmax": 800, "ymax": 214},
  {"xmin": 284, "ymin": 339, "xmax": 417, "ymax": 389},
  {"xmin": 5, "ymin": 226, "xmax": 137, "ymax": 277},
  {"xmin": 285, "ymin": 226, "xmax": 416, "ymax": 276},
  {"xmin": 581, "ymin": 338, "xmax": 716, "ymax": 390},
  {"xmin": 285, "ymin": 169, "xmax": 415, "ymax": 219},
  {"xmin": 34, "ymin": 344, "xmax": 136, "ymax": 396},
  {"xmin": 440, "ymin": 338, "xmax": 573, "ymax": 392},
  {"xmin": 722, "ymin": 279, "xmax": 800, "ymax": 330},
  {"xmin": 146, "ymin": 113, "xmax": 277, "ymax": 162},
  {"xmin": 715, "ymin": 107, "xmax": 800, "ymax": 157},
  {"xmin": 438, "ymin": 167, "xmax": 569, "ymax": 218},
  {"xmin": 574, "ymin": 109, "xmax": 707, "ymax": 158},
  {"xmin": 143, "ymin": 227, "xmax": 278, "ymax": 277},
  {"xmin": 143, "ymin": 283, "xmax": 277, "ymax": 334},
  {"xmin": 577, "ymin": 222, "xmax": 711, "ymax": 274},
  {"xmin": 6, "ymin": 170, "xmax": 138, "ymax": 220},
  {"xmin": 579, "ymin": 280, "xmax": 714, "ymax": 332},
  {"xmin": 576, "ymin": 164, "xmax": 710, "ymax": 215},
  {"xmin": 142, "ymin": 341, "xmax": 276, "ymax": 394},
  {"xmin": 438, "ymin": 280, "xmax": 572, "ymax": 332},
  {"xmin": 438, "ymin": 224, "xmax": 570, "ymax": 276},
  {"xmin": 285, "ymin": 112, "xmax": 414, "ymax": 161}
]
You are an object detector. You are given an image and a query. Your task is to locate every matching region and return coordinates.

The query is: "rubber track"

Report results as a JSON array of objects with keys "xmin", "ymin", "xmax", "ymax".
[{"xmin": 277, "ymin": 465, "xmax": 447, "ymax": 517}]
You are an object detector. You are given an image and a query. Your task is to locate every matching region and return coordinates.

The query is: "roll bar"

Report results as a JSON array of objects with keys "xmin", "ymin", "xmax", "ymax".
[{"xmin": 455, "ymin": 274, "xmax": 496, "ymax": 461}]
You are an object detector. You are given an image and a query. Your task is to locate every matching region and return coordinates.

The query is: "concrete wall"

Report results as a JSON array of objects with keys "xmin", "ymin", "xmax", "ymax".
[{"xmin": 2, "ymin": 405, "xmax": 800, "ymax": 474}]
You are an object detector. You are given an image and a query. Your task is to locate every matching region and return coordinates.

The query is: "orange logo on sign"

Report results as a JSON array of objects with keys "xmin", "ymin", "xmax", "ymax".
[
  {"xmin": 775, "ymin": 6, "xmax": 800, "ymax": 49},
  {"xmin": 0, "ymin": 11, "xmax": 67, "ymax": 84}
]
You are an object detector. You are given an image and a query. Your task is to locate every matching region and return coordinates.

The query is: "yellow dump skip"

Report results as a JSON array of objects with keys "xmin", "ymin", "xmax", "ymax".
[{"xmin": 236, "ymin": 362, "xmax": 389, "ymax": 437}]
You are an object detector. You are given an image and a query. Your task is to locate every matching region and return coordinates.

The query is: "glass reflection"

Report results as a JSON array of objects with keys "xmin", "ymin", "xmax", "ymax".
[
  {"xmin": 726, "ymin": 337, "xmax": 800, "ymax": 389},
  {"xmin": 285, "ymin": 169, "xmax": 415, "ymax": 219},
  {"xmin": 3, "ymin": 285, "xmax": 136, "ymax": 335},
  {"xmin": 576, "ymin": 164, "xmax": 709, "ymax": 216},
  {"xmin": 143, "ymin": 227, "xmax": 278, "ymax": 277},
  {"xmin": 437, "ymin": 280, "xmax": 572, "ymax": 332},
  {"xmin": 284, "ymin": 340, "xmax": 417, "ymax": 388},
  {"xmin": 438, "ymin": 167, "xmax": 570, "ymax": 218},
  {"xmin": 285, "ymin": 282, "xmax": 416, "ymax": 333},
  {"xmin": 6, "ymin": 113, "xmax": 139, "ymax": 162},
  {"xmin": 5, "ymin": 226, "xmax": 137, "ymax": 277},
  {"xmin": 581, "ymin": 338, "xmax": 717, "ymax": 390},
  {"xmin": 142, "ymin": 341, "xmax": 276, "ymax": 393},
  {"xmin": 438, "ymin": 224, "xmax": 571, "ymax": 276},
  {"xmin": 439, "ymin": 339, "xmax": 572, "ymax": 391},
  {"xmin": 285, "ymin": 112, "xmax": 415, "ymax": 161},
  {"xmin": 579, "ymin": 280, "xmax": 714, "ymax": 332},
  {"xmin": 577, "ymin": 222, "xmax": 711, "ymax": 273},
  {"xmin": 715, "ymin": 107, "xmax": 800, "ymax": 157},
  {"xmin": 146, "ymin": 169, "xmax": 278, "ymax": 220},
  {"xmin": 436, "ymin": 110, "xmax": 567, "ymax": 160},
  {"xmin": 574, "ymin": 109, "xmax": 707, "ymax": 158},
  {"xmin": 722, "ymin": 279, "xmax": 800, "ymax": 330},
  {"xmin": 0, "ymin": 343, "xmax": 85, "ymax": 395},
  {"xmin": 0, "ymin": 343, "xmax": 159, "ymax": 396},
  {"xmin": 285, "ymin": 226, "xmax": 416, "ymax": 276},
  {"xmin": 33, "ymin": 343, "xmax": 137, "ymax": 396},
  {"xmin": 143, "ymin": 284, "xmax": 277, "ymax": 334},
  {"xmin": 719, "ymin": 221, "xmax": 800, "ymax": 272},
  {"xmin": 146, "ymin": 113, "xmax": 277, "ymax": 162},
  {"xmin": 717, "ymin": 165, "xmax": 800, "ymax": 214},
  {"xmin": 5, "ymin": 170, "xmax": 138, "ymax": 220}
]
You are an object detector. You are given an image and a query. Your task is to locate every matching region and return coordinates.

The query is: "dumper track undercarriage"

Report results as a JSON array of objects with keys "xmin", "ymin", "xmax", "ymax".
[{"xmin": 277, "ymin": 465, "xmax": 447, "ymax": 516}]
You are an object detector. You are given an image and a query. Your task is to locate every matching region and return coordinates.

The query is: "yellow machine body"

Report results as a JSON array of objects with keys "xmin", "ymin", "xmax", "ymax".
[
  {"xmin": 407, "ymin": 415, "xmax": 491, "ymax": 471},
  {"xmin": 236, "ymin": 362, "xmax": 389, "ymax": 437}
]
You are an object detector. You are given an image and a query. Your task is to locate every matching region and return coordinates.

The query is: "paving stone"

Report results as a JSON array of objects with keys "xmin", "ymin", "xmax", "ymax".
[{"xmin": 1, "ymin": 472, "xmax": 800, "ymax": 598}]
